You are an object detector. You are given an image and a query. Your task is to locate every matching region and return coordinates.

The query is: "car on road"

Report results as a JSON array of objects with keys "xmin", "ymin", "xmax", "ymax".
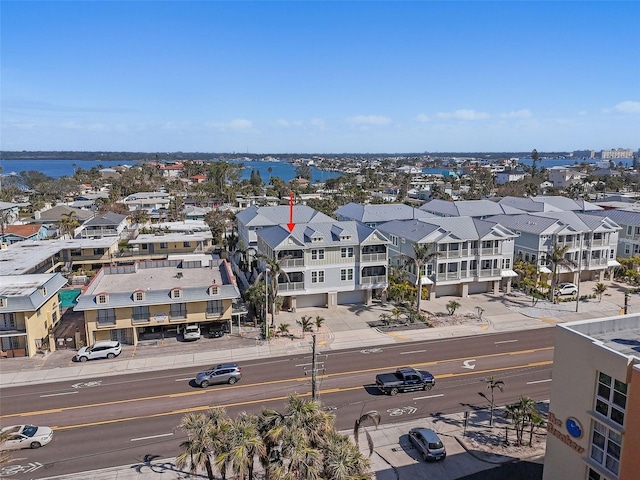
[
  {"xmin": 195, "ymin": 363, "xmax": 242, "ymax": 388},
  {"xmin": 375, "ymin": 367, "xmax": 436, "ymax": 395},
  {"xmin": 408, "ymin": 427, "xmax": 446, "ymax": 461},
  {"xmin": 0, "ymin": 424, "xmax": 54, "ymax": 450},
  {"xmin": 75, "ymin": 340, "xmax": 122, "ymax": 362},
  {"xmin": 178, "ymin": 323, "xmax": 201, "ymax": 341},
  {"xmin": 554, "ymin": 282, "xmax": 578, "ymax": 296}
]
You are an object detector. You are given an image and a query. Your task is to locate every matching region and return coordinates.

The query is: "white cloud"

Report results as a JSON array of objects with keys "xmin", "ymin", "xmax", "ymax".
[
  {"xmin": 499, "ymin": 109, "xmax": 532, "ymax": 119},
  {"xmin": 605, "ymin": 101, "xmax": 640, "ymax": 114},
  {"xmin": 207, "ymin": 118, "xmax": 254, "ymax": 132},
  {"xmin": 415, "ymin": 113, "xmax": 430, "ymax": 123},
  {"xmin": 310, "ymin": 118, "xmax": 325, "ymax": 130},
  {"xmin": 436, "ymin": 109, "xmax": 490, "ymax": 120},
  {"xmin": 346, "ymin": 115, "xmax": 392, "ymax": 125}
]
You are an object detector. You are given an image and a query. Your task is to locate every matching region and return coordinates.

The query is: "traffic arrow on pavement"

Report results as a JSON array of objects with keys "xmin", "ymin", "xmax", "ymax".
[{"xmin": 462, "ymin": 359, "xmax": 476, "ymax": 370}]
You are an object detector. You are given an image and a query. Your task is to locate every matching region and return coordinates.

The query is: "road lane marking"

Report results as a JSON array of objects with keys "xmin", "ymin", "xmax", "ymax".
[
  {"xmin": 495, "ymin": 340, "xmax": 518, "ymax": 344},
  {"xmin": 2, "ymin": 350, "xmax": 554, "ymax": 420},
  {"xmin": 175, "ymin": 378, "xmax": 193, "ymax": 382},
  {"xmin": 527, "ymin": 379, "xmax": 552, "ymax": 385},
  {"xmin": 131, "ymin": 433, "xmax": 174, "ymax": 442},
  {"xmin": 414, "ymin": 394, "xmax": 444, "ymax": 400},
  {"xmin": 40, "ymin": 392, "xmax": 78, "ymax": 398},
  {"xmin": 400, "ymin": 350, "xmax": 426, "ymax": 355}
]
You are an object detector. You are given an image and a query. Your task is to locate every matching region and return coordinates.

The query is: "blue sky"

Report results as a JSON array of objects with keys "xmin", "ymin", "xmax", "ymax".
[{"xmin": 1, "ymin": 1, "xmax": 638, "ymax": 154}]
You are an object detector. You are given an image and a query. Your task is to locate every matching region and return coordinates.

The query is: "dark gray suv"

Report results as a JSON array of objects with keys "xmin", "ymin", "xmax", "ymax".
[{"xmin": 195, "ymin": 363, "xmax": 242, "ymax": 388}]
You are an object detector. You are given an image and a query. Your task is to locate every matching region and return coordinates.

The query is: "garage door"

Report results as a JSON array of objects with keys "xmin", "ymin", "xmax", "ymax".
[
  {"xmin": 337, "ymin": 290, "xmax": 366, "ymax": 305},
  {"xmin": 435, "ymin": 284, "xmax": 458, "ymax": 297},
  {"xmin": 468, "ymin": 281, "xmax": 490, "ymax": 295},
  {"xmin": 296, "ymin": 293, "xmax": 326, "ymax": 309}
]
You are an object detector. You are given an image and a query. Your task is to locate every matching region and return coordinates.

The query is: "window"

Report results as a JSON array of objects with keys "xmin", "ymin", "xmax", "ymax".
[
  {"xmin": 160, "ymin": 242, "xmax": 168, "ymax": 249},
  {"xmin": 0, "ymin": 313, "xmax": 16, "ymax": 329},
  {"xmin": 340, "ymin": 268, "xmax": 354, "ymax": 281},
  {"xmin": 132, "ymin": 306, "xmax": 150, "ymax": 322},
  {"xmin": 0, "ymin": 298, "xmax": 6, "ymax": 308},
  {"xmin": 171, "ymin": 288, "xmax": 182, "ymax": 299},
  {"xmin": 36, "ymin": 308, "xmax": 41, "ymax": 317},
  {"xmin": 595, "ymin": 371, "xmax": 627, "ymax": 426},
  {"xmin": 207, "ymin": 300, "xmax": 223, "ymax": 315},
  {"xmin": 208, "ymin": 285, "xmax": 219, "ymax": 295},
  {"xmin": 625, "ymin": 244, "xmax": 631, "ymax": 254},
  {"xmin": 340, "ymin": 247, "xmax": 354, "ymax": 258},
  {"xmin": 635, "ymin": 227, "xmax": 640, "ymax": 235},
  {"xmin": 311, "ymin": 249, "xmax": 325, "ymax": 260},
  {"xmin": 52, "ymin": 310, "xmax": 58, "ymax": 324},
  {"xmin": 311, "ymin": 271, "xmax": 325, "ymax": 283},
  {"xmin": 97, "ymin": 309, "xmax": 116, "ymax": 326},
  {"xmin": 391, "ymin": 235, "xmax": 398, "ymax": 247},
  {"xmin": 183, "ymin": 241, "xmax": 191, "ymax": 247},
  {"xmin": 590, "ymin": 421, "xmax": 621, "ymax": 476},
  {"xmin": 70, "ymin": 248, "xmax": 82, "ymax": 257},
  {"xmin": 170, "ymin": 303, "xmax": 187, "ymax": 319},
  {"xmin": 40, "ymin": 287, "xmax": 47, "ymax": 296},
  {"xmin": 134, "ymin": 291, "xmax": 145, "ymax": 302},
  {"xmin": 626, "ymin": 226, "xmax": 632, "ymax": 236},
  {"xmin": 97, "ymin": 294, "xmax": 108, "ymax": 304},
  {"xmin": 93, "ymin": 248, "xmax": 105, "ymax": 255},
  {"xmin": 481, "ymin": 259, "xmax": 492, "ymax": 270}
]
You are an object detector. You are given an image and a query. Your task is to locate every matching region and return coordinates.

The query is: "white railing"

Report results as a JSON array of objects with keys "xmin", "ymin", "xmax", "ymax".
[
  {"xmin": 281, "ymin": 258, "xmax": 304, "ymax": 267},
  {"xmin": 360, "ymin": 252, "xmax": 387, "ymax": 262},
  {"xmin": 278, "ymin": 282, "xmax": 305, "ymax": 291},
  {"xmin": 361, "ymin": 275, "xmax": 386, "ymax": 284}
]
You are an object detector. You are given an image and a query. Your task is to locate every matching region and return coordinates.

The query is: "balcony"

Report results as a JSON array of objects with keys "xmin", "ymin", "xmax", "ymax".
[
  {"xmin": 439, "ymin": 250, "xmax": 462, "ymax": 259},
  {"xmin": 205, "ymin": 311, "xmax": 224, "ymax": 319},
  {"xmin": 361, "ymin": 275, "xmax": 386, "ymax": 285},
  {"xmin": 361, "ymin": 252, "xmax": 387, "ymax": 262},
  {"xmin": 586, "ymin": 239, "xmax": 607, "ymax": 247},
  {"xmin": 437, "ymin": 272, "xmax": 461, "ymax": 281},
  {"xmin": 281, "ymin": 258, "xmax": 304, "ymax": 268},
  {"xmin": 480, "ymin": 248, "xmax": 501, "ymax": 255},
  {"xmin": 278, "ymin": 282, "xmax": 305, "ymax": 292},
  {"xmin": 477, "ymin": 268, "xmax": 502, "ymax": 278}
]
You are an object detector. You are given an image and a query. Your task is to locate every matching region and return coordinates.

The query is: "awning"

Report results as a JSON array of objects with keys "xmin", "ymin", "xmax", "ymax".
[
  {"xmin": 608, "ymin": 260, "xmax": 621, "ymax": 267},
  {"xmin": 501, "ymin": 269, "xmax": 519, "ymax": 278},
  {"xmin": 420, "ymin": 276, "xmax": 434, "ymax": 285},
  {"xmin": 539, "ymin": 266, "xmax": 552, "ymax": 274},
  {"xmin": 0, "ymin": 331, "xmax": 28, "ymax": 338}
]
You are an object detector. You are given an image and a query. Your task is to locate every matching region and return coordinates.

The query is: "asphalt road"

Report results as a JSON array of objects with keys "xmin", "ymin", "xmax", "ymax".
[{"xmin": 0, "ymin": 328, "xmax": 555, "ymax": 478}]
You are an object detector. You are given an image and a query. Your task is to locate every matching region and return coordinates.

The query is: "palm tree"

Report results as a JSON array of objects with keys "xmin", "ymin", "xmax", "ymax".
[
  {"xmin": 322, "ymin": 430, "xmax": 372, "ymax": 480},
  {"xmin": 353, "ymin": 410, "xmax": 381, "ymax": 457},
  {"xmin": 593, "ymin": 282, "xmax": 607, "ymax": 301},
  {"xmin": 276, "ymin": 323, "xmax": 291, "ymax": 337},
  {"xmin": 226, "ymin": 412, "xmax": 265, "ymax": 480},
  {"xmin": 314, "ymin": 315, "xmax": 325, "ymax": 331},
  {"xmin": 543, "ymin": 242, "xmax": 578, "ymax": 303},
  {"xmin": 297, "ymin": 315, "xmax": 314, "ymax": 337},
  {"xmin": 176, "ymin": 412, "xmax": 216, "ymax": 479},
  {"xmin": 243, "ymin": 280, "xmax": 267, "ymax": 326},
  {"xmin": 402, "ymin": 243, "xmax": 440, "ymax": 313},
  {"xmin": 58, "ymin": 210, "xmax": 79, "ymax": 238},
  {"xmin": 255, "ymin": 254, "xmax": 292, "ymax": 327},
  {"xmin": 479, "ymin": 376, "xmax": 505, "ymax": 427},
  {"xmin": 446, "ymin": 300, "xmax": 461, "ymax": 315}
]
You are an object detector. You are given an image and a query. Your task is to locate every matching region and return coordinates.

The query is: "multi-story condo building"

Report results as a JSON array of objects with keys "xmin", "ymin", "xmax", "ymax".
[
  {"xmin": 236, "ymin": 205, "xmax": 334, "ymax": 248},
  {"xmin": 255, "ymin": 221, "xmax": 389, "ymax": 310},
  {"xmin": 376, "ymin": 217, "xmax": 518, "ymax": 299},
  {"xmin": 122, "ymin": 191, "xmax": 170, "ymax": 213},
  {"xmin": 544, "ymin": 316, "xmax": 640, "ymax": 480},
  {"xmin": 334, "ymin": 203, "xmax": 434, "ymax": 228},
  {"xmin": 601, "ymin": 148, "xmax": 635, "ymax": 159},
  {"xmin": 73, "ymin": 255, "xmax": 242, "ymax": 345},
  {"xmin": 484, "ymin": 212, "xmax": 621, "ymax": 283},
  {"xmin": 586, "ymin": 209, "xmax": 640, "ymax": 259},
  {"xmin": 0, "ymin": 273, "xmax": 67, "ymax": 357},
  {"xmin": 77, "ymin": 212, "xmax": 130, "ymax": 240}
]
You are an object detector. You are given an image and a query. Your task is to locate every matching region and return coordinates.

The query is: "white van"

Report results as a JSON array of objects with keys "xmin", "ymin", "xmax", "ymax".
[{"xmin": 179, "ymin": 324, "xmax": 200, "ymax": 341}]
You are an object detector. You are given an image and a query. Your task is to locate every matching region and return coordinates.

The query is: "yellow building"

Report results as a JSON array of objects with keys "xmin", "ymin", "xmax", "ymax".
[
  {"xmin": 74, "ymin": 255, "xmax": 242, "ymax": 345},
  {"xmin": 0, "ymin": 273, "xmax": 67, "ymax": 357},
  {"xmin": 544, "ymin": 316, "xmax": 640, "ymax": 480}
]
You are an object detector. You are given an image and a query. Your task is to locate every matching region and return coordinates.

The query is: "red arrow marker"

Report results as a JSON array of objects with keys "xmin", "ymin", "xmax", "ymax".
[{"xmin": 287, "ymin": 192, "xmax": 295, "ymax": 232}]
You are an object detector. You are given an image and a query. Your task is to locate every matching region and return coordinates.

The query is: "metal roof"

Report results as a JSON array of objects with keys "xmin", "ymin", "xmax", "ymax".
[
  {"xmin": 236, "ymin": 205, "xmax": 334, "ymax": 227},
  {"xmin": 419, "ymin": 199, "xmax": 526, "ymax": 217},
  {"xmin": 258, "ymin": 221, "xmax": 387, "ymax": 249},
  {"xmin": 0, "ymin": 272, "xmax": 68, "ymax": 312},
  {"xmin": 334, "ymin": 203, "xmax": 434, "ymax": 223}
]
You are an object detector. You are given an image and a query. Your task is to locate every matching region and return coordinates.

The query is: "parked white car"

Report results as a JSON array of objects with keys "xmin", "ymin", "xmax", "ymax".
[
  {"xmin": 554, "ymin": 283, "xmax": 578, "ymax": 296},
  {"xmin": 179, "ymin": 324, "xmax": 201, "ymax": 341},
  {"xmin": 1, "ymin": 425, "xmax": 54, "ymax": 450},
  {"xmin": 75, "ymin": 340, "xmax": 122, "ymax": 362}
]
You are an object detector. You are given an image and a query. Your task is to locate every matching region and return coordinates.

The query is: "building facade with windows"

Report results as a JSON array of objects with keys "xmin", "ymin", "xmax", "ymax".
[
  {"xmin": 255, "ymin": 221, "xmax": 389, "ymax": 310},
  {"xmin": 585, "ymin": 209, "xmax": 640, "ymax": 260},
  {"xmin": 543, "ymin": 316, "xmax": 640, "ymax": 480},
  {"xmin": 485, "ymin": 212, "xmax": 621, "ymax": 283},
  {"xmin": 127, "ymin": 231, "xmax": 214, "ymax": 256},
  {"xmin": 376, "ymin": 217, "xmax": 518, "ymax": 299},
  {"xmin": 73, "ymin": 255, "xmax": 242, "ymax": 346},
  {"xmin": 0, "ymin": 273, "xmax": 67, "ymax": 357}
]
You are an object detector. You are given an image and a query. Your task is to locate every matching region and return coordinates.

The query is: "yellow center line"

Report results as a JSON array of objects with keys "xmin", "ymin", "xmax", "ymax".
[{"xmin": 1, "ymin": 346, "xmax": 554, "ymax": 420}]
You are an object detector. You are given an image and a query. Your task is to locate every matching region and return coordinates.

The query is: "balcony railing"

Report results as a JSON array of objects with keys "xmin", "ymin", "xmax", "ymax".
[
  {"xmin": 281, "ymin": 258, "xmax": 305, "ymax": 268},
  {"xmin": 436, "ymin": 272, "xmax": 461, "ymax": 281},
  {"xmin": 132, "ymin": 316, "xmax": 150, "ymax": 324},
  {"xmin": 361, "ymin": 275, "xmax": 386, "ymax": 284},
  {"xmin": 361, "ymin": 252, "xmax": 387, "ymax": 262},
  {"xmin": 206, "ymin": 311, "xmax": 223, "ymax": 319},
  {"xmin": 586, "ymin": 239, "xmax": 607, "ymax": 247},
  {"xmin": 439, "ymin": 250, "xmax": 463, "ymax": 259},
  {"xmin": 478, "ymin": 268, "xmax": 502, "ymax": 277},
  {"xmin": 278, "ymin": 282, "xmax": 305, "ymax": 291},
  {"xmin": 480, "ymin": 248, "xmax": 501, "ymax": 255}
]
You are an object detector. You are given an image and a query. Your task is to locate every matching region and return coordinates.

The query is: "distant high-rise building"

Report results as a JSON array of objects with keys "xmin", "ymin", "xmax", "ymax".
[{"xmin": 601, "ymin": 148, "xmax": 634, "ymax": 159}]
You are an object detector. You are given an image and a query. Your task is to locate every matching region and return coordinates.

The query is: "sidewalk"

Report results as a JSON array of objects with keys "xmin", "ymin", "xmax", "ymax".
[{"xmin": 1, "ymin": 288, "xmax": 628, "ymax": 479}]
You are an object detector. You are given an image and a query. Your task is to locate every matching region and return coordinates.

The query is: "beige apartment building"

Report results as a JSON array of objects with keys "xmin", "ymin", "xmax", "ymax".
[
  {"xmin": 74, "ymin": 255, "xmax": 242, "ymax": 345},
  {"xmin": 544, "ymin": 316, "xmax": 640, "ymax": 480}
]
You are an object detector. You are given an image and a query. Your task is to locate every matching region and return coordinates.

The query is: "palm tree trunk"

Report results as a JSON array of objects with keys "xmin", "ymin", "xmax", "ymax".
[{"xmin": 205, "ymin": 460, "xmax": 214, "ymax": 480}]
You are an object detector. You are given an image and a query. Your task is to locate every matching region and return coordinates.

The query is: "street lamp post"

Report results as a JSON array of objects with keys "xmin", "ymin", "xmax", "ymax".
[{"xmin": 264, "ymin": 269, "xmax": 269, "ymax": 339}]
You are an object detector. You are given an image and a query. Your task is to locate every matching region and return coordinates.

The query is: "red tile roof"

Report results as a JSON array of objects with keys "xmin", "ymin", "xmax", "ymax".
[{"xmin": 3, "ymin": 224, "xmax": 43, "ymax": 238}]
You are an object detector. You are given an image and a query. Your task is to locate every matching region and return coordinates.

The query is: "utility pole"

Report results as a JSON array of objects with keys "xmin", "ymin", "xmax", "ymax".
[{"xmin": 303, "ymin": 334, "xmax": 325, "ymax": 401}]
